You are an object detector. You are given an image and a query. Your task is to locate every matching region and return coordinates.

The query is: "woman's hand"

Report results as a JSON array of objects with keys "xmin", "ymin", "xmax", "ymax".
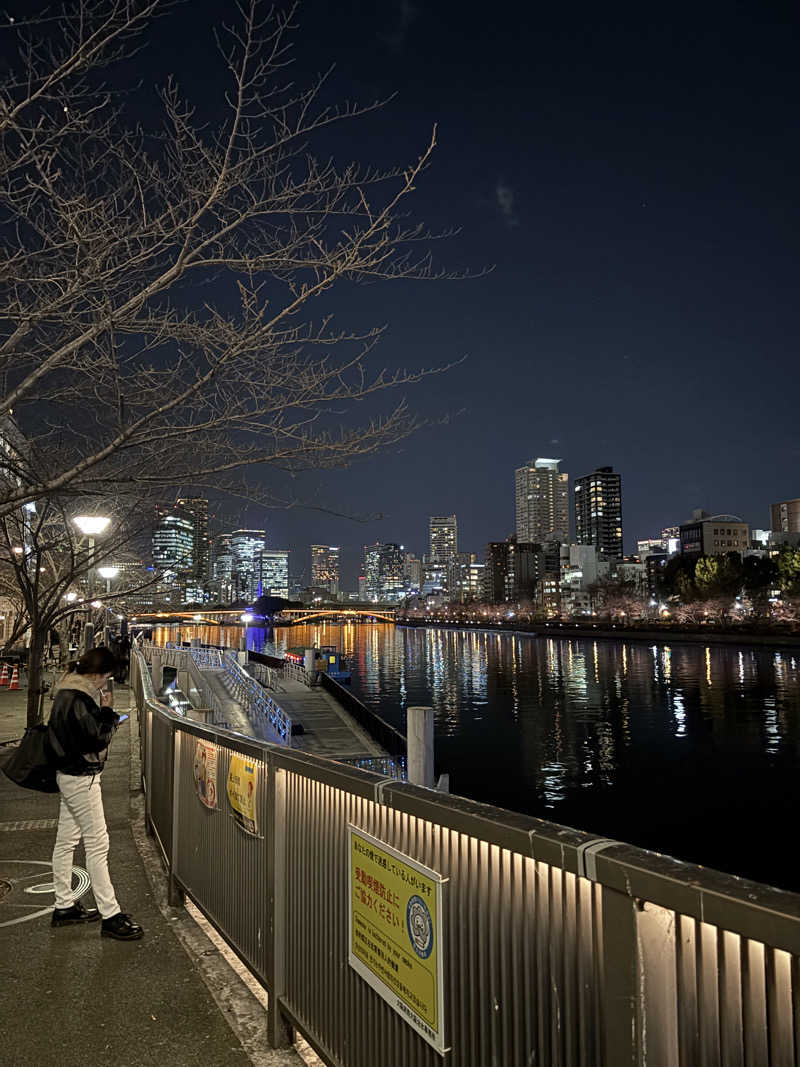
[{"xmin": 100, "ymin": 690, "xmax": 114, "ymax": 709}]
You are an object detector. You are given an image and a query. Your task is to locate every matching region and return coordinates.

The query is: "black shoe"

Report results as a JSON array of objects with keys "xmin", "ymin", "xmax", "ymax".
[
  {"xmin": 101, "ymin": 912, "xmax": 144, "ymax": 941},
  {"xmin": 52, "ymin": 902, "xmax": 101, "ymax": 926}
]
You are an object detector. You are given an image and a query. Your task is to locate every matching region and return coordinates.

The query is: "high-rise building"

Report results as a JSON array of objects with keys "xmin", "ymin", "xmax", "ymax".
[
  {"xmin": 574, "ymin": 466, "xmax": 624, "ymax": 559},
  {"xmin": 152, "ymin": 506, "xmax": 194, "ymax": 574},
  {"xmin": 771, "ymin": 499, "xmax": 800, "ymax": 534},
  {"xmin": 379, "ymin": 543, "xmax": 404, "ymax": 601},
  {"xmin": 310, "ymin": 545, "xmax": 340, "ymax": 595},
  {"xmin": 429, "ymin": 515, "xmax": 458, "ymax": 568},
  {"xmin": 230, "ymin": 529, "xmax": 266, "ymax": 601},
  {"xmin": 402, "ymin": 552, "xmax": 423, "ymax": 594},
  {"xmin": 261, "ymin": 549, "xmax": 289, "ymax": 599},
  {"xmin": 515, "ymin": 458, "xmax": 569, "ymax": 543},
  {"xmin": 483, "ymin": 538, "xmax": 543, "ymax": 603},
  {"xmin": 177, "ymin": 497, "xmax": 210, "ymax": 582},
  {"xmin": 362, "ymin": 542, "xmax": 404, "ymax": 601}
]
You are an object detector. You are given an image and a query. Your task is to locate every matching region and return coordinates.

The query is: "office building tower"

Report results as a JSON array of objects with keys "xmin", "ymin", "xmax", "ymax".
[
  {"xmin": 310, "ymin": 545, "xmax": 340, "ymax": 595},
  {"xmin": 363, "ymin": 544, "xmax": 381, "ymax": 601},
  {"xmin": 379, "ymin": 543, "xmax": 404, "ymax": 601},
  {"xmin": 574, "ymin": 466, "xmax": 623, "ymax": 560},
  {"xmin": 261, "ymin": 549, "xmax": 289, "ymax": 599},
  {"xmin": 176, "ymin": 497, "xmax": 210, "ymax": 582},
  {"xmin": 429, "ymin": 515, "xmax": 458, "ymax": 568},
  {"xmin": 771, "ymin": 499, "xmax": 800, "ymax": 534},
  {"xmin": 515, "ymin": 458, "xmax": 569, "ymax": 543},
  {"xmin": 152, "ymin": 506, "xmax": 194, "ymax": 574},
  {"xmin": 230, "ymin": 529, "xmax": 266, "ymax": 601},
  {"xmin": 402, "ymin": 552, "xmax": 423, "ymax": 594},
  {"xmin": 483, "ymin": 538, "xmax": 542, "ymax": 603}
]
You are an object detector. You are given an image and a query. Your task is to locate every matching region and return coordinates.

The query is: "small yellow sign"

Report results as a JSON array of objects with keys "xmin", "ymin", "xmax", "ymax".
[
  {"xmin": 226, "ymin": 753, "xmax": 258, "ymax": 835},
  {"xmin": 348, "ymin": 826, "xmax": 445, "ymax": 1054}
]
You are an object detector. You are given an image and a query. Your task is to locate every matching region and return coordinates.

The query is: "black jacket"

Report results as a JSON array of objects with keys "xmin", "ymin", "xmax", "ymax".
[{"xmin": 49, "ymin": 675, "xmax": 120, "ymax": 776}]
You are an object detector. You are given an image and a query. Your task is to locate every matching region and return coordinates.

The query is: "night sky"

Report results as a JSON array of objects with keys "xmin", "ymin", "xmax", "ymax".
[{"xmin": 50, "ymin": 2, "xmax": 800, "ymax": 583}]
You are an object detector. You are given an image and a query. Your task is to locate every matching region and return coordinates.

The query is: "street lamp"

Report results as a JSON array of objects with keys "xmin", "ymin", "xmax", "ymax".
[{"xmin": 72, "ymin": 515, "xmax": 111, "ymax": 650}]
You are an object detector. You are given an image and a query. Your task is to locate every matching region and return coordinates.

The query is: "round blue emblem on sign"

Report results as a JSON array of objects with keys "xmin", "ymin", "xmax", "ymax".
[{"xmin": 406, "ymin": 894, "xmax": 433, "ymax": 959}]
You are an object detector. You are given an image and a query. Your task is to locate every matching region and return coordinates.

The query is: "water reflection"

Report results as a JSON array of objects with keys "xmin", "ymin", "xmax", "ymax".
[{"xmin": 151, "ymin": 620, "xmax": 800, "ymax": 889}]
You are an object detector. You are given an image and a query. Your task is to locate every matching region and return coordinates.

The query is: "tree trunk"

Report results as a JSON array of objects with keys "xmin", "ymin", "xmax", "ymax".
[{"xmin": 26, "ymin": 627, "xmax": 46, "ymax": 728}]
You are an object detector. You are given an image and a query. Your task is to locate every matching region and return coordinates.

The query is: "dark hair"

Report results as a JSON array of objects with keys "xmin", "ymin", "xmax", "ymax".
[{"xmin": 68, "ymin": 646, "xmax": 118, "ymax": 675}]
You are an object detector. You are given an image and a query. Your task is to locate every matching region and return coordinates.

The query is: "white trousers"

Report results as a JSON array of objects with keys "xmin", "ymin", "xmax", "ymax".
[{"xmin": 52, "ymin": 771, "xmax": 120, "ymax": 919}]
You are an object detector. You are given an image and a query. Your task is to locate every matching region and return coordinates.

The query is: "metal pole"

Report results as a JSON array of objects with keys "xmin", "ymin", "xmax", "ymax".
[{"xmin": 407, "ymin": 706, "xmax": 435, "ymax": 788}]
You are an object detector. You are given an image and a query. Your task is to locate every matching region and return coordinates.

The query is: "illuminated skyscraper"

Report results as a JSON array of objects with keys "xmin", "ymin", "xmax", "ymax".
[
  {"xmin": 429, "ymin": 515, "xmax": 458, "ymax": 567},
  {"xmin": 176, "ymin": 496, "xmax": 210, "ymax": 582},
  {"xmin": 152, "ymin": 506, "xmax": 194, "ymax": 574},
  {"xmin": 515, "ymin": 458, "xmax": 569, "ymax": 542},
  {"xmin": 310, "ymin": 545, "xmax": 340, "ymax": 595},
  {"xmin": 230, "ymin": 529, "xmax": 266, "ymax": 601},
  {"xmin": 574, "ymin": 466, "xmax": 623, "ymax": 559},
  {"xmin": 261, "ymin": 549, "xmax": 289, "ymax": 599}
]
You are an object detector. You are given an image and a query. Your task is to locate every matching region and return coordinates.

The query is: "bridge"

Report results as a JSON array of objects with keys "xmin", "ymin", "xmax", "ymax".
[{"xmin": 276, "ymin": 604, "xmax": 396, "ymax": 624}]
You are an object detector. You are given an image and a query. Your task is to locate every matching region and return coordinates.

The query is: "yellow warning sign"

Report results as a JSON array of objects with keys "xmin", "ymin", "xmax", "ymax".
[{"xmin": 348, "ymin": 826, "xmax": 446, "ymax": 1054}]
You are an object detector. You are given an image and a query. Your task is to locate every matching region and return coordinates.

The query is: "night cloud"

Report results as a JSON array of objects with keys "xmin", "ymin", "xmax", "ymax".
[
  {"xmin": 381, "ymin": 0, "xmax": 418, "ymax": 52},
  {"xmin": 495, "ymin": 179, "xmax": 519, "ymax": 227}
]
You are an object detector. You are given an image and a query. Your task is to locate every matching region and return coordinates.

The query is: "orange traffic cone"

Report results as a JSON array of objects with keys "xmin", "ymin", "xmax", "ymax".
[
  {"xmin": 9, "ymin": 664, "xmax": 20, "ymax": 690},
  {"xmin": 0, "ymin": 662, "xmax": 8, "ymax": 687}
]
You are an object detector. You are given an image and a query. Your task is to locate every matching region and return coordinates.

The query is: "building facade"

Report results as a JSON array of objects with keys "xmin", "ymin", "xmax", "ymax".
[
  {"xmin": 574, "ymin": 466, "xmax": 623, "ymax": 559},
  {"xmin": 679, "ymin": 511, "xmax": 750, "ymax": 556},
  {"xmin": 515, "ymin": 458, "xmax": 569, "ymax": 543},
  {"xmin": 482, "ymin": 538, "xmax": 543, "ymax": 603},
  {"xmin": 176, "ymin": 497, "xmax": 210, "ymax": 583},
  {"xmin": 230, "ymin": 529, "xmax": 266, "ymax": 601},
  {"xmin": 771, "ymin": 499, "xmax": 800, "ymax": 534},
  {"xmin": 152, "ymin": 506, "xmax": 194, "ymax": 575},
  {"xmin": 310, "ymin": 545, "xmax": 340, "ymax": 595},
  {"xmin": 428, "ymin": 516, "xmax": 458, "ymax": 570},
  {"xmin": 259, "ymin": 549, "xmax": 289, "ymax": 599}
]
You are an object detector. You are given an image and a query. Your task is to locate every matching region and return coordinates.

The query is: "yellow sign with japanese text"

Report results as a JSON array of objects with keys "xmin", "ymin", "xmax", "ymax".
[
  {"xmin": 348, "ymin": 826, "xmax": 446, "ymax": 1054},
  {"xmin": 226, "ymin": 753, "xmax": 258, "ymax": 835}
]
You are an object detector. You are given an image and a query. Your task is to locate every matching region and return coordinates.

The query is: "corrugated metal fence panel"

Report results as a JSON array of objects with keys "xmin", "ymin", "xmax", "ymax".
[
  {"xmin": 172, "ymin": 729, "xmax": 270, "ymax": 985},
  {"xmin": 280, "ymin": 772, "xmax": 605, "ymax": 1067},
  {"xmin": 148, "ymin": 712, "xmax": 174, "ymax": 863}
]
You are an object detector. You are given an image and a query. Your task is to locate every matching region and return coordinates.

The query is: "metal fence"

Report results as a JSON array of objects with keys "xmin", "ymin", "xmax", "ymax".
[
  {"xmin": 131, "ymin": 649, "xmax": 800, "ymax": 1066},
  {"xmin": 139, "ymin": 641, "xmax": 225, "ymax": 724}
]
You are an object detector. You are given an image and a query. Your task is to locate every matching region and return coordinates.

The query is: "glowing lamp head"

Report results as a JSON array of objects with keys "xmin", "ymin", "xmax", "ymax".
[
  {"xmin": 73, "ymin": 515, "xmax": 111, "ymax": 536},
  {"xmin": 240, "ymin": 613, "xmax": 253, "ymax": 624},
  {"xmin": 65, "ymin": 592, "xmax": 78, "ymax": 602},
  {"xmin": 90, "ymin": 600, "xmax": 103, "ymax": 608},
  {"xmin": 97, "ymin": 566, "xmax": 119, "ymax": 580}
]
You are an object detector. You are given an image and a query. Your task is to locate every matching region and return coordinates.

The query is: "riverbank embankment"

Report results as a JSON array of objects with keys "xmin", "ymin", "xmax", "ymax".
[{"xmin": 397, "ymin": 618, "xmax": 800, "ymax": 649}]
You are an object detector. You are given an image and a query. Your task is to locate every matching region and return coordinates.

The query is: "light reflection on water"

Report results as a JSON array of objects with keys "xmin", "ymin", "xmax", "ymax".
[{"xmin": 151, "ymin": 620, "xmax": 800, "ymax": 889}]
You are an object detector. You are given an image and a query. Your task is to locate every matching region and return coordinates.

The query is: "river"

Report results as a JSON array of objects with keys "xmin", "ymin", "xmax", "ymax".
[{"xmin": 150, "ymin": 620, "xmax": 800, "ymax": 892}]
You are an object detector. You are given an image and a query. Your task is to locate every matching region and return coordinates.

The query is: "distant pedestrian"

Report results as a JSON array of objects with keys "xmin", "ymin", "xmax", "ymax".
[{"xmin": 48, "ymin": 646, "xmax": 143, "ymax": 941}]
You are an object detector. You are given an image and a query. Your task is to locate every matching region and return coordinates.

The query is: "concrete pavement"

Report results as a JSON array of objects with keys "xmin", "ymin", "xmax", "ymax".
[{"xmin": 0, "ymin": 683, "xmax": 307, "ymax": 1067}]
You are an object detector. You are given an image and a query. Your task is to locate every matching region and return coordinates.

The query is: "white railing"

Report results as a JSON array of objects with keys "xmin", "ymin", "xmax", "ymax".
[
  {"xmin": 221, "ymin": 651, "xmax": 293, "ymax": 744},
  {"xmin": 138, "ymin": 642, "xmax": 225, "ymax": 725}
]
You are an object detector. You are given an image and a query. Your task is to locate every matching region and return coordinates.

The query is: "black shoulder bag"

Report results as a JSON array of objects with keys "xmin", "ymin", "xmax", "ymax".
[{"xmin": 0, "ymin": 723, "xmax": 65, "ymax": 793}]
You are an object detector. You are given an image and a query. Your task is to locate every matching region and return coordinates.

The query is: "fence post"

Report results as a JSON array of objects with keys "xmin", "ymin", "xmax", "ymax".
[
  {"xmin": 407, "ymin": 706, "xmax": 435, "ymax": 788},
  {"xmin": 168, "ymin": 725, "xmax": 185, "ymax": 907},
  {"xmin": 601, "ymin": 885, "xmax": 641, "ymax": 1065},
  {"xmin": 266, "ymin": 755, "xmax": 293, "ymax": 1048},
  {"xmin": 151, "ymin": 653, "xmax": 163, "ymax": 694}
]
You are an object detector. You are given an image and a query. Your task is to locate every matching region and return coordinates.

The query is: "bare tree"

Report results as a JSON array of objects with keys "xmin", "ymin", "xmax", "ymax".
[
  {"xmin": 0, "ymin": 487, "xmax": 160, "ymax": 725},
  {"xmin": 0, "ymin": 0, "xmax": 463, "ymax": 517}
]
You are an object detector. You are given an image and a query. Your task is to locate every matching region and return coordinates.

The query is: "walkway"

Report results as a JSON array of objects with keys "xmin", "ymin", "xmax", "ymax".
[
  {"xmin": 268, "ymin": 676, "xmax": 386, "ymax": 760},
  {"xmin": 0, "ymin": 684, "xmax": 304, "ymax": 1067}
]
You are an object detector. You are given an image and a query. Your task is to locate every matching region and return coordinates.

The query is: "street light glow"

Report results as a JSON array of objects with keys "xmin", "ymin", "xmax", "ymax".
[
  {"xmin": 73, "ymin": 515, "xmax": 111, "ymax": 536},
  {"xmin": 65, "ymin": 592, "xmax": 78, "ymax": 602},
  {"xmin": 240, "ymin": 613, "xmax": 253, "ymax": 624},
  {"xmin": 97, "ymin": 566, "xmax": 119, "ymax": 579},
  {"xmin": 90, "ymin": 600, "xmax": 103, "ymax": 608}
]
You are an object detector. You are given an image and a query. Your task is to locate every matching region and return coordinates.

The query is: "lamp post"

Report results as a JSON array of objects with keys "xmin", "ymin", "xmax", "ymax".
[
  {"xmin": 72, "ymin": 515, "xmax": 111, "ymax": 650},
  {"xmin": 97, "ymin": 567, "xmax": 119, "ymax": 645}
]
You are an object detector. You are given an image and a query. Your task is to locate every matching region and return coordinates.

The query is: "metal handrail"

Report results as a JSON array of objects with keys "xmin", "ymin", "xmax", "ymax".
[
  {"xmin": 221, "ymin": 650, "xmax": 293, "ymax": 744},
  {"xmin": 138, "ymin": 641, "xmax": 225, "ymax": 724},
  {"xmin": 132, "ymin": 646, "xmax": 800, "ymax": 1066}
]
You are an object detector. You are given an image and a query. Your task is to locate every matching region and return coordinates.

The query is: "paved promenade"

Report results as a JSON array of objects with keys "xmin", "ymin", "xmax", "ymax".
[{"xmin": 0, "ymin": 683, "xmax": 305, "ymax": 1067}]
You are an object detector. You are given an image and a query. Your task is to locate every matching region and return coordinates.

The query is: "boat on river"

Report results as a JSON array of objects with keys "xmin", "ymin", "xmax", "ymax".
[{"xmin": 285, "ymin": 645, "xmax": 351, "ymax": 684}]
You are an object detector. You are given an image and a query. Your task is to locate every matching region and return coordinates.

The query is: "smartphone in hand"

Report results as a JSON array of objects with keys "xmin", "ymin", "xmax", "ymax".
[{"xmin": 117, "ymin": 713, "xmax": 129, "ymax": 724}]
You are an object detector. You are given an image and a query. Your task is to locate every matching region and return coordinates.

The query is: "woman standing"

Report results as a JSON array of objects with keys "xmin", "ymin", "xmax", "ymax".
[{"xmin": 48, "ymin": 646, "xmax": 143, "ymax": 941}]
